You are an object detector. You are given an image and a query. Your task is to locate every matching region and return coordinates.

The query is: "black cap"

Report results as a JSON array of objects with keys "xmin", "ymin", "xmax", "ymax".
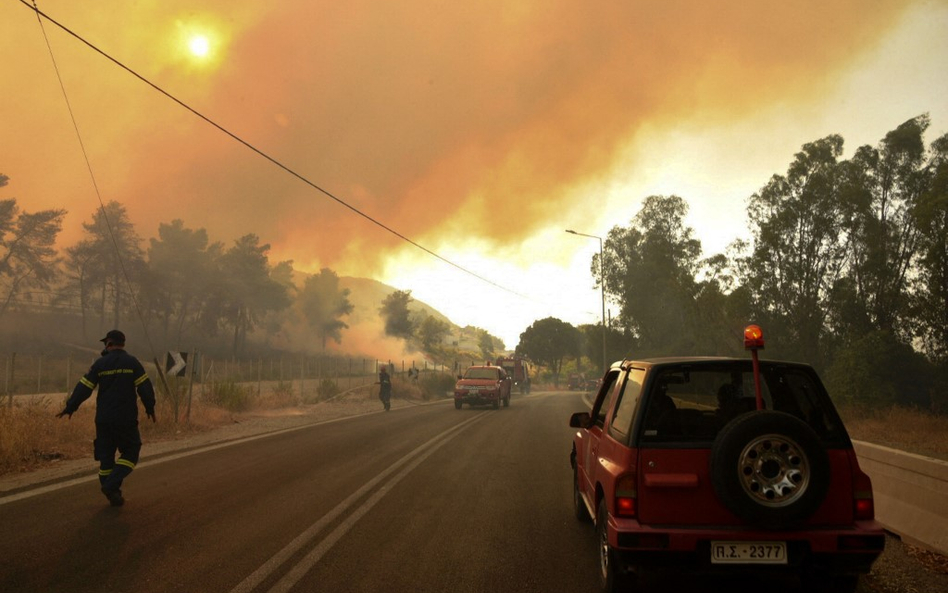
[{"xmin": 100, "ymin": 329, "xmax": 126, "ymax": 345}]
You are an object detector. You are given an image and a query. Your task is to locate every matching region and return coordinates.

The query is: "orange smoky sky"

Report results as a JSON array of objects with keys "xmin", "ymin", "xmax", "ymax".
[{"xmin": 0, "ymin": 0, "xmax": 931, "ymax": 281}]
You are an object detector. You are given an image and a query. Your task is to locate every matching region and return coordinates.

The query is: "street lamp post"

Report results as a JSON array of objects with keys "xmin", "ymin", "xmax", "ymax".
[{"xmin": 566, "ymin": 229, "xmax": 607, "ymax": 375}]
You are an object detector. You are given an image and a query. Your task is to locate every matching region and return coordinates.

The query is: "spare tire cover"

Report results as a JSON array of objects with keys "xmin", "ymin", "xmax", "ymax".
[{"xmin": 710, "ymin": 411, "xmax": 830, "ymax": 530}]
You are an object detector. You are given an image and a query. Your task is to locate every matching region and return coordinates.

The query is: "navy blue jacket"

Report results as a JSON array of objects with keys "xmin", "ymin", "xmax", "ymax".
[{"xmin": 64, "ymin": 349, "xmax": 156, "ymax": 424}]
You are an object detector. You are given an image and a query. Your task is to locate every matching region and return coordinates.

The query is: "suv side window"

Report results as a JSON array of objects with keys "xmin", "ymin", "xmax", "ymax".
[
  {"xmin": 608, "ymin": 368, "xmax": 645, "ymax": 442},
  {"xmin": 590, "ymin": 370, "xmax": 621, "ymax": 428}
]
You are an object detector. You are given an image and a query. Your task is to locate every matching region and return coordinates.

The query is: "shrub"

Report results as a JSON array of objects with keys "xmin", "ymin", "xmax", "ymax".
[
  {"xmin": 417, "ymin": 372, "xmax": 457, "ymax": 401},
  {"xmin": 315, "ymin": 378, "xmax": 340, "ymax": 402},
  {"xmin": 205, "ymin": 380, "xmax": 252, "ymax": 412},
  {"xmin": 825, "ymin": 330, "xmax": 934, "ymax": 409}
]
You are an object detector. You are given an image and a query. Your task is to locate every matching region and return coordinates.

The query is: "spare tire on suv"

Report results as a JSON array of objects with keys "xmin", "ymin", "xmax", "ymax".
[{"xmin": 710, "ymin": 410, "xmax": 831, "ymax": 530}]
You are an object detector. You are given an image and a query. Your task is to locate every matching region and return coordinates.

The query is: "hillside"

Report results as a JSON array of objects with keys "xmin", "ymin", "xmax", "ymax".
[{"xmin": 338, "ymin": 276, "xmax": 454, "ymax": 327}]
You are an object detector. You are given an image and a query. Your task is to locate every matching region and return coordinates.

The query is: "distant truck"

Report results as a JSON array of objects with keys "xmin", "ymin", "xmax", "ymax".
[
  {"xmin": 567, "ymin": 373, "xmax": 586, "ymax": 391},
  {"xmin": 495, "ymin": 356, "xmax": 531, "ymax": 394}
]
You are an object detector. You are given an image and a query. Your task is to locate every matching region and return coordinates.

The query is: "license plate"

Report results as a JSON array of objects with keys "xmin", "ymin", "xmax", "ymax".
[{"xmin": 711, "ymin": 541, "xmax": 787, "ymax": 564}]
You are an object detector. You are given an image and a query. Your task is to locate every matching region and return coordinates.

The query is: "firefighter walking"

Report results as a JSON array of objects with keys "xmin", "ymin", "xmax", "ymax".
[
  {"xmin": 378, "ymin": 365, "xmax": 392, "ymax": 411},
  {"xmin": 57, "ymin": 330, "xmax": 156, "ymax": 507}
]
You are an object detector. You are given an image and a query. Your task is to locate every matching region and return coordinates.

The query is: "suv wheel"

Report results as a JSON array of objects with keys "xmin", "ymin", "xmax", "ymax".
[
  {"xmin": 710, "ymin": 411, "xmax": 830, "ymax": 529},
  {"xmin": 597, "ymin": 500, "xmax": 633, "ymax": 592}
]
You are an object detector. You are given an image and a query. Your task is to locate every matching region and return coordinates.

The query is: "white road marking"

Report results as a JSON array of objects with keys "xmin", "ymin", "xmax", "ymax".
[{"xmin": 228, "ymin": 411, "xmax": 491, "ymax": 593}]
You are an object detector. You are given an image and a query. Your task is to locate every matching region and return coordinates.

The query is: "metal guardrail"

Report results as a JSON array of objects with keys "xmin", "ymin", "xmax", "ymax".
[{"xmin": 854, "ymin": 440, "xmax": 948, "ymax": 555}]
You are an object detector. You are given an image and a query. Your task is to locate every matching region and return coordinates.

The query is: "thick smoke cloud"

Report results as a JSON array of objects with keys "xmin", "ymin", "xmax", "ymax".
[{"xmin": 2, "ymin": 0, "xmax": 918, "ymax": 277}]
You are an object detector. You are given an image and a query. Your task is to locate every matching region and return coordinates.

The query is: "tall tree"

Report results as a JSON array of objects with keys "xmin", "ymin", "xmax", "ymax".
[
  {"xmin": 214, "ymin": 234, "xmax": 290, "ymax": 356},
  {"xmin": 64, "ymin": 201, "xmax": 144, "ymax": 335},
  {"xmin": 417, "ymin": 315, "xmax": 450, "ymax": 352},
  {"xmin": 578, "ymin": 323, "xmax": 635, "ymax": 372},
  {"xmin": 299, "ymin": 268, "xmax": 354, "ymax": 349},
  {"xmin": 691, "ymin": 249, "xmax": 754, "ymax": 356},
  {"xmin": 599, "ymin": 195, "xmax": 702, "ymax": 356},
  {"xmin": 742, "ymin": 136, "xmax": 848, "ymax": 365},
  {"xmin": 379, "ymin": 289, "xmax": 415, "ymax": 340},
  {"xmin": 145, "ymin": 219, "xmax": 222, "ymax": 345},
  {"xmin": 912, "ymin": 132, "xmax": 948, "ymax": 365},
  {"xmin": 842, "ymin": 115, "xmax": 930, "ymax": 337},
  {"xmin": 477, "ymin": 328, "xmax": 496, "ymax": 361},
  {"xmin": 0, "ymin": 177, "xmax": 66, "ymax": 320},
  {"xmin": 515, "ymin": 317, "xmax": 581, "ymax": 384}
]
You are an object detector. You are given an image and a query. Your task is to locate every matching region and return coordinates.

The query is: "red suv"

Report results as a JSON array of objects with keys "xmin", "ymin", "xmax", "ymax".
[
  {"xmin": 454, "ymin": 365, "xmax": 511, "ymax": 409},
  {"xmin": 569, "ymin": 327, "xmax": 884, "ymax": 592}
]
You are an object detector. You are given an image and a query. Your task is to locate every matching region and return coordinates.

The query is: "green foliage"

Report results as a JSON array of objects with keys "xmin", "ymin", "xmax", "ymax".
[
  {"xmin": 379, "ymin": 289, "xmax": 415, "ymax": 340},
  {"xmin": 65, "ymin": 201, "xmax": 145, "ymax": 332},
  {"xmin": 300, "ymin": 269, "xmax": 354, "ymax": 349},
  {"xmin": 742, "ymin": 135, "xmax": 847, "ymax": 366},
  {"xmin": 824, "ymin": 330, "xmax": 933, "ymax": 409},
  {"xmin": 145, "ymin": 219, "xmax": 222, "ymax": 344},
  {"xmin": 205, "ymin": 380, "xmax": 252, "ymax": 412},
  {"xmin": 267, "ymin": 380, "xmax": 297, "ymax": 407},
  {"xmin": 516, "ymin": 317, "xmax": 581, "ymax": 382},
  {"xmin": 417, "ymin": 315, "xmax": 450, "ymax": 351},
  {"xmin": 215, "ymin": 234, "xmax": 292, "ymax": 356},
  {"xmin": 477, "ymin": 328, "xmax": 495, "ymax": 360},
  {"xmin": 912, "ymin": 132, "xmax": 948, "ymax": 364},
  {"xmin": 417, "ymin": 372, "xmax": 456, "ymax": 400},
  {"xmin": 0, "ymin": 189, "xmax": 66, "ymax": 321},
  {"xmin": 601, "ymin": 195, "xmax": 704, "ymax": 356},
  {"xmin": 578, "ymin": 323, "xmax": 635, "ymax": 371},
  {"xmin": 316, "ymin": 378, "xmax": 340, "ymax": 401}
]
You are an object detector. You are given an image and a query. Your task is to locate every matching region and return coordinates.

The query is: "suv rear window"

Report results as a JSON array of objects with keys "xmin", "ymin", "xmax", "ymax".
[{"xmin": 638, "ymin": 362, "xmax": 847, "ymax": 445}]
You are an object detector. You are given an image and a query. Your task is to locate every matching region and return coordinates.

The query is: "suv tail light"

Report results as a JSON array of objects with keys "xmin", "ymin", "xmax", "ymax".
[
  {"xmin": 615, "ymin": 474, "xmax": 636, "ymax": 518},
  {"xmin": 854, "ymin": 494, "xmax": 875, "ymax": 521},
  {"xmin": 850, "ymin": 456, "xmax": 876, "ymax": 521}
]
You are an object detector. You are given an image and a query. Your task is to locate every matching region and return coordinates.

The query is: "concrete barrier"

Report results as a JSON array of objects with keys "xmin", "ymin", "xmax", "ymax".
[{"xmin": 854, "ymin": 440, "xmax": 948, "ymax": 555}]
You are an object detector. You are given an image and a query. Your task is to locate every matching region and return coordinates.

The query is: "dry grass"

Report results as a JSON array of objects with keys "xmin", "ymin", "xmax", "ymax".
[
  {"xmin": 0, "ymin": 397, "xmax": 91, "ymax": 474},
  {"xmin": 838, "ymin": 404, "xmax": 948, "ymax": 462}
]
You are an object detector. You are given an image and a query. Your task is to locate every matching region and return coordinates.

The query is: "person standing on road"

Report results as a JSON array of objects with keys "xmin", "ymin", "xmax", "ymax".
[
  {"xmin": 57, "ymin": 330, "xmax": 156, "ymax": 507},
  {"xmin": 378, "ymin": 365, "xmax": 392, "ymax": 411}
]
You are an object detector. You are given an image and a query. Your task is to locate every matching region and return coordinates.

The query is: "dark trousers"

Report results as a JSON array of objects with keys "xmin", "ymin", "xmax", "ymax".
[{"xmin": 94, "ymin": 422, "xmax": 142, "ymax": 492}]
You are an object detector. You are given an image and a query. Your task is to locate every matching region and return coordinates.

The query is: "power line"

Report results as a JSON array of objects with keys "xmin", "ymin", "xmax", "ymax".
[{"xmin": 19, "ymin": 0, "xmax": 531, "ymax": 302}]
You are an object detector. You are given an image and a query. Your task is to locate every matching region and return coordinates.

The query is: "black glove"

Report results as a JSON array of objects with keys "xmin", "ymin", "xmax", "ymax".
[
  {"xmin": 56, "ymin": 409, "xmax": 72, "ymax": 419},
  {"xmin": 147, "ymin": 411, "xmax": 157, "ymax": 423}
]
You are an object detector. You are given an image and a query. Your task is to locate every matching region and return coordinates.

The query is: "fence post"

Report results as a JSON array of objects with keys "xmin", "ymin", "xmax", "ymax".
[
  {"xmin": 186, "ymin": 350, "xmax": 195, "ymax": 424},
  {"xmin": 5, "ymin": 353, "xmax": 13, "ymax": 408}
]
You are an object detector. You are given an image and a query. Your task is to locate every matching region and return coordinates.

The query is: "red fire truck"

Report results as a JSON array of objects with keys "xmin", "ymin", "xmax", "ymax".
[{"xmin": 495, "ymin": 356, "xmax": 531, "ymax": 394}]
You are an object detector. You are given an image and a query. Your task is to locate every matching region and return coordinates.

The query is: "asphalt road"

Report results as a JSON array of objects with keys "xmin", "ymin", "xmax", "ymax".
[{"xmin": 0, "ymin": 391, "xmax": 935, "ymax": 593}]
